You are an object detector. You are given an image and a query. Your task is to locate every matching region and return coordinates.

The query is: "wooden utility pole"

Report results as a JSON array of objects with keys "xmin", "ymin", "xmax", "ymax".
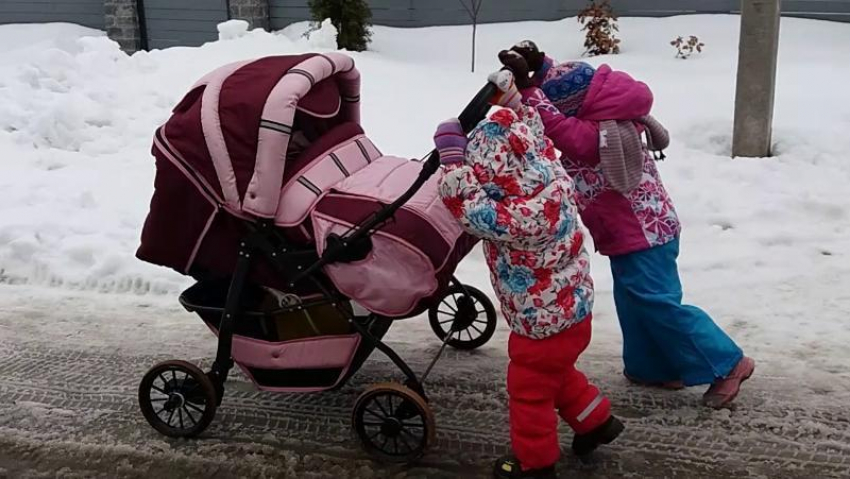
[{"xmin": 732, "ymin": 0, "xmax": 781, "ymax": 157}]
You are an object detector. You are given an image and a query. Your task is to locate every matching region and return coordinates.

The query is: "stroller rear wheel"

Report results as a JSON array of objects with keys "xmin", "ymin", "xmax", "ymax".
[
  {"xmin": 352, "ymin": 382, "xmax": 435, "ymax": 463},
  {"xmin": 138, "ymin": 360, "xmax": 218, "ymax": 438},
  {"xmin": 429, "ymin": 284, "xmax": 497, "ymax": 350}
]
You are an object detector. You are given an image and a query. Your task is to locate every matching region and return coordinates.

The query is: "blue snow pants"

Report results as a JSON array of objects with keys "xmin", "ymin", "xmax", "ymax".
[{"xmin": 609, "ymin": 238, "xmax": 743, "ymax": 386}]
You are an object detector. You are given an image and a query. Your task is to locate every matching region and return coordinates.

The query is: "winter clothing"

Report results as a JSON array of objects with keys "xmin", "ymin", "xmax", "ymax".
[
  {"xmin": 703, "ymin": 356, "xmax": 756, "ymax": 409},
  {"xmin": 437, "ymin": 106, "xmax": 615, "ymax": 472},
  {"xmin": 510, "ymin": 40, "xmax": 546, "ymax": 74},
  {"xmin": 610, "ymin": 238, "xmax": 744, "ymax": 386},
  {"xmin": 517, "ymin": 50, "xmax": 749, "ymax": 403},
  {"xmin": 598, "ymin": 115, "xmax": 670, "ymax": 194},
  {"xmin": 498, "ymin": 50, "xmax": 533, "ymax": 88},
  {"xmin": 439, "ymin": 106, "xmax": 594, "ymax": 340},
  {"xmin": 433, "ymin": 118, "xmax": 468, "ymax": 165},
  {"xmin": 571, "ymin": 415, "xmax": 625, "ymax": 458},
  {"xmin": 508, "ymin": 320, "xmax": 612, "ymax": 469},
  {"xmin": 639, "ymin": 114, "xmax": 670, "ymax": 152},
  {"xmin": 624, "ymin": 371, "xmax": 685, "ymax": 390},
  {"xmin": 536, "ymin": 59, "xmax": 597, "ymax": 117},
  {"xmin": 521, "ymin": 62, "xmax": 681, "ymax": 257},
  {"xmin": 493, "ymin": 456, "xmax": 556, "ymax": 479},
  {"xmin": 488, "ymin": 70, "xmax": 523, "ymax": 111}
]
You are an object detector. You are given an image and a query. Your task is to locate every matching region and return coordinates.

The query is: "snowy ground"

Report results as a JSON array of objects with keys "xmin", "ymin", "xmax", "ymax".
[{"xmin": 1, "ymin": 14, "xmax": 850, "ymax": 478}]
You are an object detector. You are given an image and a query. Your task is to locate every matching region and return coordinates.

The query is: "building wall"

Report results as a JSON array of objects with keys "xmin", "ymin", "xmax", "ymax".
[
  {"xmin": 141, "ymin": 0, "xmax": 229, "ymax": 50},
  {"xmin": 0, "ymin": 0, "xmax": 104, "ymax": 29},
  {"xmin": 2, "ymin": 0, "xmax": 850, "ymax": 52},
  {"xmin": 269, "ymin": 0, "xmax": 850, "ymax": 29}
]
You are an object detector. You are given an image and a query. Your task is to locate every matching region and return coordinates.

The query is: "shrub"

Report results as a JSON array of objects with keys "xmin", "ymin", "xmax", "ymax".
[
  {"xmin": 671, "ymin": 35, "xmax": 705, "ymax": 59},
  {"xmin": 577, "ymin": 0, "xmax": 620, "ymax": 56},
  {"xmin": 308, "ymin": 0, "xmax": 372, "ymax": 51}
]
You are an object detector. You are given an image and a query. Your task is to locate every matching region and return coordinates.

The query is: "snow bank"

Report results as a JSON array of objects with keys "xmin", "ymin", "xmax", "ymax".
[{"xmin": 217, "ymin": 19, "xmax": 251, "ymax": 41}]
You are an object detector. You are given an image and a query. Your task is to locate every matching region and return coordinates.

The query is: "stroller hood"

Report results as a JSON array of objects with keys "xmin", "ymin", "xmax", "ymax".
[{"xmin": 163, "ymin": 53, "xmax": 361, "ymax": 220}]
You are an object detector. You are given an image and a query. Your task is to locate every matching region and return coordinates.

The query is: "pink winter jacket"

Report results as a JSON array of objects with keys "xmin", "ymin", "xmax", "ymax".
[{"xmin": 522, "ymin": 63, "xmax": 681, "ymax": 256}]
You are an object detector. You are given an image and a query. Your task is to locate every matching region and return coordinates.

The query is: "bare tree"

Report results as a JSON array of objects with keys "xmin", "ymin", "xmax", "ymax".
[{"xmin": 459, "ymin": 0, "xmax": 484, "ymax": 72}]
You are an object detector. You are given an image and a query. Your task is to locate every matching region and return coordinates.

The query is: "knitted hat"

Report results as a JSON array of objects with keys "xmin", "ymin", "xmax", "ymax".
[{"xmin": 541, "ymin": 61, "xmax": 596, "ymax": 117}]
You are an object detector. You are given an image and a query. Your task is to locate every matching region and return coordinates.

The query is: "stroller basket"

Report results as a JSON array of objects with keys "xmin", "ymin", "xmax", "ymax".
[{"xmin": 179, "ymin": 280, "xmax": 389, "ymax": 391}]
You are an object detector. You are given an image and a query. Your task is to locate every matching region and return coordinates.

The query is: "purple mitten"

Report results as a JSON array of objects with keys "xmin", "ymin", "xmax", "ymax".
[{"xmin": 433, "ymin": 118, "xmax": 468, "ymax": 165}]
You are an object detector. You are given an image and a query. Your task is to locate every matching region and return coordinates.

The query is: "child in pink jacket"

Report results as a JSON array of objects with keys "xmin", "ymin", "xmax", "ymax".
[
  {"xmin": 493, "ymin": 41, "xmax": 754, "ymax": 409},
  {"xmin": 435, "ymin": 104, "xmax": 622, "ymax": 478}
]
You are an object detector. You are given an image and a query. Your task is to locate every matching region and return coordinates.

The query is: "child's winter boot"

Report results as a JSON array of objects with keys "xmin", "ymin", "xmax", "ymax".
[
  {"xmin": 624, "ymin": 371, "xmax": 685, "ymax": 390},
  {"xmin": 571, "ymin": 415, "xmax": 625, "ymax": 460},
  {"xmin": 703, "ymin": 356, "xmax": 755, "ymax": 409},
  {"xmin": 492, "ymin": 456, "xmax": 556, "ymax": 479}
]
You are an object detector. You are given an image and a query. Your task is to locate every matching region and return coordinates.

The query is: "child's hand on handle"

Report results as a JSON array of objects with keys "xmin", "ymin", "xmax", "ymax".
[
  {"xmin": 509, "ymin": 40, "xmax": 546, "ymax": 75},
  {"xmin": 433, "ymin": 118, "xmax": 468, "ymax": 165},
  {"xmin": 497, "ymin": 50, "xmax": 533, "ymax": 88},
  {"xmin": 488, "ymin": 70, "xmax": 522, "ymax": 111}
]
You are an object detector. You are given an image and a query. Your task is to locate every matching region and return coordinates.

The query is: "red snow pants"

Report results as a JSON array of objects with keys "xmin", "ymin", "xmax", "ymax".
[{"xmin": 507, "ymin": 318, "xmax": 611, "ymax": 470}]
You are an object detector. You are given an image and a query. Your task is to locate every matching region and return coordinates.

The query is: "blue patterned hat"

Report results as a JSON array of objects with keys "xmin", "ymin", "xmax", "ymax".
[{"xmin": 541, "ymin": 62, "xmax": 596, "ymax": 117}]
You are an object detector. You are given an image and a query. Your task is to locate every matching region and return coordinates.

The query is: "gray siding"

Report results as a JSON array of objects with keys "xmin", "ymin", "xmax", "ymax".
[
  {"xmin": 141, "ymin": 0, "xmax": 228, "ymax": 49},
  {"xmin": 2, "ymin": 0, "xmax": 850, "ymax": 51},
  {"xmin": 270, "ymin": 0, "xmax": 850, "ymax": 29},
  {"xmin": 766, "ymin": 0, "xmax": 850, "ymax": 21},
  {"xmin": 0, "ymin": 0, "xmax": 104, "ymax": 29}
]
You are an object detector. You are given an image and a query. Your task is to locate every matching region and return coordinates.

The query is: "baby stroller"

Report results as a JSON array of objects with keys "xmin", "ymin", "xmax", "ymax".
[{"xmin": 135, "ymin": 52, "xmax": 500, "ymax": 462}]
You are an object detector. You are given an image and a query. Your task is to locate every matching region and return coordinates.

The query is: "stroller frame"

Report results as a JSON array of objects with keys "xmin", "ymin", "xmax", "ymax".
[{"xmin": 137, "ymin": 81, "xmax": 499, "ymax": 463}]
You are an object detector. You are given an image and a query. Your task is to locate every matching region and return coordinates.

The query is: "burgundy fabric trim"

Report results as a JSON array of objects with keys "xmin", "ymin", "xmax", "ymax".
[
  {"xmin": 282, "ymin": 122, "xmax": 364, "ymax": 186},
  {"xmin": 162, "ymin": 85, "xmax": 224, "ymax": 199},
  {"xmin": 314, "ymin": 194, "xmax": 450, "ymax": 268},
  {"xmin": 354, "ymin": 139, "xmax": 371, "ymax": 163}
]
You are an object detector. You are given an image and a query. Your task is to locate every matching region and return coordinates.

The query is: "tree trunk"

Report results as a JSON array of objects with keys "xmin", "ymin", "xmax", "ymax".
[
  {"xmin": 471, "ymin": 21, "xmax": 477, "ymax": 72},
  {"xmin": 732, "ymin": 0, "xmax": 781, "ymax": 157}
]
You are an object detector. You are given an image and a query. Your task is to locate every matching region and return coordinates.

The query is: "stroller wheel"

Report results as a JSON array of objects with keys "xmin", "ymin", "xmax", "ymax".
[
  {"xmin": 138, "ymin": 360, "xmax": 218, "ymax": 438},
  {"xmin": 429, "ymin": 284, "xmax": 497, "ymax": 350},
  {"xmin": 352, "ymin": 382, "xmax": 435, "ymax": 463}
]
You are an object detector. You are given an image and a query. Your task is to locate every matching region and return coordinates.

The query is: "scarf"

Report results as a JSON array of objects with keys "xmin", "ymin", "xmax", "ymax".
[{"xmin": 598, "ymin": 115, "xmax": 670, "ymax": 194}]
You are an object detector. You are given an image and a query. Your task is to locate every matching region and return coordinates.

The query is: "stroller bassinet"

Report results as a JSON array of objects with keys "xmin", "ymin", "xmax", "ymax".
[{"xmin": 135, "ymin": 53, "xmax": 500, "ymax": 462}]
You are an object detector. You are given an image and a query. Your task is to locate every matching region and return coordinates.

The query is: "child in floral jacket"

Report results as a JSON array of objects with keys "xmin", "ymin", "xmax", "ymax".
[
  {"xmin": 494, "ymin": 41, "xmax": 755, "ymax": 409},
  {"xmin": 434, "ymin": 103, "xmax": 623, "ymax": 478}
]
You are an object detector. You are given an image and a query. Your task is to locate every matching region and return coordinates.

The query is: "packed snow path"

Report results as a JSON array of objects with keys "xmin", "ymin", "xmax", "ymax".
[{"xmin": 1, "ymin": 286, "xmax": 849, "ymax": 479}]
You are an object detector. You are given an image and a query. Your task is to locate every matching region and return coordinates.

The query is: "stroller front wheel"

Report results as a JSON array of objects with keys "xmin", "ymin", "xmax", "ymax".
[
  {"xmin": 429, "ymin": 284, "xmax": 497, "ymax": 350},
  {"xmin": 352, "ymin": 382, "xmax": 435, "ymax": 463},
  {"xmin": 138, "ymin": 360, "xmax": 218, "ymax": 438}
]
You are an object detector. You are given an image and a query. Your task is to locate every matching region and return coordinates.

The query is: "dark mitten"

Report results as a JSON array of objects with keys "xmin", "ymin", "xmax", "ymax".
[
  {"xmin": 510, "ymin": 40, "xmax": 546, "ymax": 74},
  {"xmin": 498, "ymin": 50, "xmax": 532, "ymax": 89}
]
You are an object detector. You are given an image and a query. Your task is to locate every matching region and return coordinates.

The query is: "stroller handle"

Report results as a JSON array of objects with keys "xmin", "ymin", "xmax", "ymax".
[
  {"xmin": 459, "ymin": 82, "xmax": 499, "ymax": 134},
  {"xmin": 291, "ymin": 82, "xmax": 500, "ymax": 280},
  {"xmin": 424, "ymin": 81, "xmax": 498, "ymax": 170}
]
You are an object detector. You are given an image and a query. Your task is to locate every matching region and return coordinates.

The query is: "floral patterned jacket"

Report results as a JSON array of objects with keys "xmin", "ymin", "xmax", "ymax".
[
  {"xmin": 438, "ymin": 107, "xmax": 594, "ymax": 339},
  {"xmin": 523, "ymin": 62, "xmax": 681, "ymax": 256}
]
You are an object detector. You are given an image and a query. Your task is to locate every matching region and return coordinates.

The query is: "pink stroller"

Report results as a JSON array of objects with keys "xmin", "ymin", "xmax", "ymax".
[{"xmin": 135, "ymin": 53, "xmax": 500, "ymax": 462}]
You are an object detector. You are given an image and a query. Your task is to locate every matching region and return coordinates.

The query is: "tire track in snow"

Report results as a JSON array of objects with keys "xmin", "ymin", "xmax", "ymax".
[{"xmin": 2, "ymin": 343, "xmax": 850, "ymax": 478}]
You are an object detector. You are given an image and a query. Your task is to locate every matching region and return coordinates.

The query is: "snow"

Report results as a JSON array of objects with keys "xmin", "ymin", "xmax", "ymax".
[
  {"xmin": 217, "ymin": 19, "xmax": 252, "ymax": 41},
  {"xmin": 0, "ymin": 15, "xmax": 849, "ymax": 389}
]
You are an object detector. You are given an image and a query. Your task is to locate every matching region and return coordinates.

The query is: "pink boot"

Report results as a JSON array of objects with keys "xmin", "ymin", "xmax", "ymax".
[
  {"xmin": 703, "ymin": 357, "xmax": 755, "ymax": 409},
  {"xmin": 624, "ymin": 371, "xmax": 685, "ymax": 390}
]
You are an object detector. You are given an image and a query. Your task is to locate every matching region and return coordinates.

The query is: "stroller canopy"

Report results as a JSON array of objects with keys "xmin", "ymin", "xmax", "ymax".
[{"xmin": 162, "ymin": 53, "xmax": 362, "ymax": 220}]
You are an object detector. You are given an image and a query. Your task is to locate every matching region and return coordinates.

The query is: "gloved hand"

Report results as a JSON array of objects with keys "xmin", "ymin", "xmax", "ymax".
[
  {"xmin": 433, "ymin": 118, "xmax": 467, "ymax": 165},
  {"xmin": 510, "ymin": 40, "xmax": 546, "ymax": 75},
  {"xmin": 487, "ymin": 69, "xmax": 522, "ymax": 111},
  {"xmin": 497, "ymin": 50, "xmax": 532, "ymax": 88}
]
